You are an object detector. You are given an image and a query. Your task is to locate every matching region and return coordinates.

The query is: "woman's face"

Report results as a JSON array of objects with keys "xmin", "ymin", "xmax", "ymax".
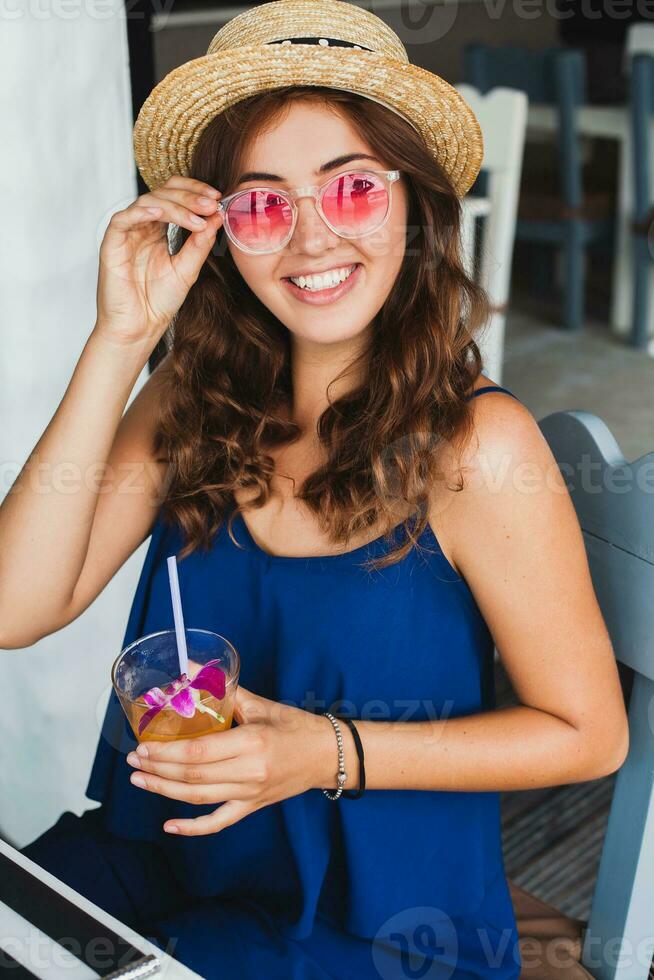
[{"xmin": 226, "ymin": 101, "xmax": 409, "ymax": 349}]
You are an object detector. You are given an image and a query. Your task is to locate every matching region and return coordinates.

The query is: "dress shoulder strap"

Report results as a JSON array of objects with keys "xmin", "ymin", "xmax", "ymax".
[{"xmin": 467, "ymin": 384, "xmax": 520, "ymax": 402}]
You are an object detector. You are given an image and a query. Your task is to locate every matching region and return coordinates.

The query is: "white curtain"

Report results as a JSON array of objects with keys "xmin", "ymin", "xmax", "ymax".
[{"xmin": 0, "ymin": 0, "xmax": 149, "ymax": 848}]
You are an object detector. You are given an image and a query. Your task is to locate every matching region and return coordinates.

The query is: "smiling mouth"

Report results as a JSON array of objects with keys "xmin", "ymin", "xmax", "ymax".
[{"xmin": 282, "ymin": 263, "xmax": 360, "ymax": 292}]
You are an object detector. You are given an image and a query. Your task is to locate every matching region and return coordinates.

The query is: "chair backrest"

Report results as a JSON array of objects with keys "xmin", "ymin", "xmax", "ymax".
[
  {"xmin": 463, "ymin": 43, "xmax": 581, "ymax": 104},
  {"xmin": 539, "ymin": 408, "xmax": 654, "ymax": 980},
  {"xmin": 462, "ymin": 42, "xmax": 587, "ymax": 209},
  {"xmin": 630, "ymin": 53, "xmax": 654, "ymax": 223},
  {"xmin": 455, "ymin": 84, "xmax": 527, "ymax": 383},
  {"xmin": 623, "ymin": 22, "xmax": 654, "ymax": 73}
]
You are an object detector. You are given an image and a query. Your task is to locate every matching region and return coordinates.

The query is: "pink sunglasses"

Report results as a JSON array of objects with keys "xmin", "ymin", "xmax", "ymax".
[{"xmin": 216, "ymin": 168, "xmax": 401, "ymax": 254}]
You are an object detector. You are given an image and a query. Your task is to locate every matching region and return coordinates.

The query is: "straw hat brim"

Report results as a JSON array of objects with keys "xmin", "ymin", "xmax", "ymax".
[{"xmin": 133, "ymin": 45, "xmax": 483, "ymax": 199}]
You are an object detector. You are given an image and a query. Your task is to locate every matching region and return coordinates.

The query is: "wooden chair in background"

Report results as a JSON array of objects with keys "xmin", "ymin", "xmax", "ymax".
[
  {"xmin": 455, "ymin": 84, "xmax": 527, "ymax": 385},
  {"xmin": 624, "ymin": 23, "xmax": 654, "ymax": 69},
  {"xmin": 462, "ymin": 44, "xmax": 616, "ymax": 334}
]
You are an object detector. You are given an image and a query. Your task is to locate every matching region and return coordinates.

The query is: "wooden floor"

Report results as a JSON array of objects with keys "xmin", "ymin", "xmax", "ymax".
[{"xmin": 495, "ymin": 657, "xmax": 623, "ymax": 921}]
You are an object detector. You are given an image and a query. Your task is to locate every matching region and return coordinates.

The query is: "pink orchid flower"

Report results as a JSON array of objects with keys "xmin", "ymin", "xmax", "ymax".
[{"xmin": 137, "ymin": 659, "xmax": 227, "ymax": 736}]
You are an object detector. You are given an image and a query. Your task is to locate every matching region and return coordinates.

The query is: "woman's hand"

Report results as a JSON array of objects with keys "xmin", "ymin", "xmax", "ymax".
[
  {"xmin": 95, "ymin": 175, "xmax": 224, "ymax": 350},
  {"xmin": 125, "ymin": 686, "xmax": 334, "ymax": 836}
]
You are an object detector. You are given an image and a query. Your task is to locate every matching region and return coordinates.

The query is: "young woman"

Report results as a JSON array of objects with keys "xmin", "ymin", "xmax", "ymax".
[{"xmin": 3, "ymin": 2, "xmax": 628, "ymax": 977}]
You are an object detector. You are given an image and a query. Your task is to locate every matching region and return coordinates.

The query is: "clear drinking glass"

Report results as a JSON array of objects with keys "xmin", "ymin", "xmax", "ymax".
[{"xmin": 112, "ymin": 628, "xmax": 240, "ymax": 742}]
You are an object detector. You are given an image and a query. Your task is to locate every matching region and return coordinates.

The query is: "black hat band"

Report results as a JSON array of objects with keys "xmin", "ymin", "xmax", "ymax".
[{"xmin": 267, "ymin": 36, "xmax": 373, "ymax": 51}]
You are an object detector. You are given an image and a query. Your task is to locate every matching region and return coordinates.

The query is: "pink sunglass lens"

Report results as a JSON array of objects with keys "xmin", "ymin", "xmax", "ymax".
[
  {"xmin": 321, "ymin": 172, "xmax": 389, "ymax": 235},
  {"xmin": 227, "ymin": 190, "xmax": 293, "ymax": 250}
]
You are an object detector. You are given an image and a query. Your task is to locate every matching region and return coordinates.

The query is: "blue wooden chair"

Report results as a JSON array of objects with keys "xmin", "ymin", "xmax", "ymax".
[
  {"xmin": 463, "ymin": 44, "xmax": 615, "ymax": 333},
  {"xmin": 630, "ymin": 53, "xmax": 654, "ymax": 350},
  {"xmin": 505, "ymin": 408, "xmax": 652, "ymax": 979}
]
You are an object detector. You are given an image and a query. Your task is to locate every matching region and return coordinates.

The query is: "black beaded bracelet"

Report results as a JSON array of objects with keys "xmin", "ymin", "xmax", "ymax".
[{"xmin": 333, "ymin": 714, "xmax": 366, "ymax": 799}]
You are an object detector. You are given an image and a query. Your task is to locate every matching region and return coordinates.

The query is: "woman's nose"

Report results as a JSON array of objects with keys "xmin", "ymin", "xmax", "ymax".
[{"xmin": 289, "ymin": 196, "xmax": 340, "ymax": 253}]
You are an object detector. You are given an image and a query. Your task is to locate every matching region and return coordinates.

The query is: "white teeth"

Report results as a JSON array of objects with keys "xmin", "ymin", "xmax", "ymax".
[{"xmin": 289, "ymin": 265, "xmax": 357, "ymax": 291}]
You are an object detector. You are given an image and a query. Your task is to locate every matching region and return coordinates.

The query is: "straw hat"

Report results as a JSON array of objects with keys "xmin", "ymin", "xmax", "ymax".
[{"xmin": 133, "ymin": 0, "xmax": 484, "ymax": 199}]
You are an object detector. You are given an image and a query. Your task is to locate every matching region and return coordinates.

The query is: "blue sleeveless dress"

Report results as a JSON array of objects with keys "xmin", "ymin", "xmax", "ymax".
[{"xmin": 22, "ymin": 384, "xmax": 523, "ymax": 980}]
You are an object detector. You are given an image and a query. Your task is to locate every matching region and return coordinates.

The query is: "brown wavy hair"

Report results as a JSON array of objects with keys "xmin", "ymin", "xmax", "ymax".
[{"xmin": 152, "ymin": 85, "xmax": 492, "ymax": 571}]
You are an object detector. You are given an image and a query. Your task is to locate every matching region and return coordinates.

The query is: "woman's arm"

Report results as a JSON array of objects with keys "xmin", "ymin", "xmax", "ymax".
[
  {"xmin": 0, "ymin": 331, "xmax": 170, "ymax": 648},
  {"xmin": 316, "ymin": 392, "xmax": 629, "ymax": 792},
  {"xmin": 0, "ymin": 175, "xmax": 222, "ymax": 649}
]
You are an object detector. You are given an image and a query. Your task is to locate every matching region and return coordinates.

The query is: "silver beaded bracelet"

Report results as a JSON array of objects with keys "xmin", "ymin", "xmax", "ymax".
[{"xmin": 322, "ymin": 711, "xmax": 348, "ymax": 800}]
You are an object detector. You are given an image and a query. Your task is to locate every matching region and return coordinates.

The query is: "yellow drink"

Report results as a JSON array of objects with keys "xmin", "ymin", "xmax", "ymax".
[
  {"xmin": 112, "ymin": 629, "xmax": 240, "ymax": 744},
  {"xmin": 125, "ymin": 693, "xmax": 234, "ymax": 742}
]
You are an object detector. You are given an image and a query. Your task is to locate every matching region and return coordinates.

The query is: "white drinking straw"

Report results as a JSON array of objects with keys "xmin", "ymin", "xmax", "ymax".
[{"xmin": 166, "ymin": 555, "xmax": 189, "ymax": 676}]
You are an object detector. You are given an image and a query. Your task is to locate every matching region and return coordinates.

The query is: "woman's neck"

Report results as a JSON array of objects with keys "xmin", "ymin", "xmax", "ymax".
[{"xmin": 289, "ymin": 330, "xmax": 370, "ymax": 433}]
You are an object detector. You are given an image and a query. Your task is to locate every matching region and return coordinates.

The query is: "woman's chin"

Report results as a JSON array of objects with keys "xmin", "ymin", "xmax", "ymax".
[{"xmin": 285, "ymin": 315, "xmax": 372, "ymax": 347}]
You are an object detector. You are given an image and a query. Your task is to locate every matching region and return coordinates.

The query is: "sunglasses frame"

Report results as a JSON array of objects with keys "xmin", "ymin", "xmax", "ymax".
[{"xmin": 216, "ymin": 168, "xmax": 402, "ymax": 255}]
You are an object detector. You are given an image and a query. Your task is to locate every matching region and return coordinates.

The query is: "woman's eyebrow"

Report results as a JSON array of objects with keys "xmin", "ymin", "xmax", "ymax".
[{"xmin": 235, "ymin": 153, "xmax": 381, "ymax": 184}]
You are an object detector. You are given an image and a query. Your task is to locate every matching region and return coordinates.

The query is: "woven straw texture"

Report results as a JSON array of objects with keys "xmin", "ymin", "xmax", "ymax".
[
  {"xmin": 208, "ymin": 0, "xmax": 407, "ymax": 59},
  {"xmin": 132, "ymin": 0, "xmax": 484, "ymax": 199}
]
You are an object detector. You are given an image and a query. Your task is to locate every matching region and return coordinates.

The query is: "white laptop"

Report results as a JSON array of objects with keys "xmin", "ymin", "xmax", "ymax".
[{"xmin": 0, "ymin": 835, "xmax": 204, "ymax": 979}]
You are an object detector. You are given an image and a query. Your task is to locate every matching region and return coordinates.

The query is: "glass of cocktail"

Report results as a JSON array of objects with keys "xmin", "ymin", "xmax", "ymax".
[{"xmin": 112, "ymin": 628, "xmax": 240, "ymax": 742}]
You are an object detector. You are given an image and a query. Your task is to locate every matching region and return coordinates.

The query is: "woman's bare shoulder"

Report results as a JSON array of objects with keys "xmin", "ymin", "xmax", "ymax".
[
  {"xmin": 461, "ymin": 376, "xmax": 537, "ymax": 474},
  {"xmin": 428, "ymin": 376, "xmax": 548, "ymax": 573},
  {"xmin": 436, "ymin": 375, "xmax": 536, "ymax": 478}
]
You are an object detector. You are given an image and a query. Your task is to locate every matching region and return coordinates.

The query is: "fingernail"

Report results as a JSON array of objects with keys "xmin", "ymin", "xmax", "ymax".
[
  {"xmin": 191, "ymin": 214, "xmax": 206, "ymax": 226},
  {"xmin": 131, "ymin": 773, "xmax": 146, "ymax": 788},
  {"xmin": 136, "ymin": 744, "xmax": 149, "ymax": 758},
  {"xmin": 126, "ymin": 752, "xmax": 140, "ymax": 768},
  {"xmin": 197, "ymin": 196, "xmax": 213, "ymax": 206},
  {"xmin": 165, "ymin": 824, "xmax": 179, "ymax": 834}
]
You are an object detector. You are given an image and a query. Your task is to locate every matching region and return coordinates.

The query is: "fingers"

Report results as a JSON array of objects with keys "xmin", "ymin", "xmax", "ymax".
[
  {"xmin": 129, "ymin": 767, "xmax": 251, "ymax": 804},
  {"xmin": 126, "ymin": 752, "xmax": 265, "ymax": 787},
  {"xmin": 170, "ymin": 205, "xmax": 224, "ymax": 284},
  {"xmin": 162, "ymin": 176, "xmax": 221, "ymax": 199},
  {"xmin": 135, "ymin": 726, "xmax": 245, "ymax": 764},
  {"xmin": 105, "ymin": 203, "xmax": 171, "ymax": 234},
  {"xmin": 164, "ymin": 800, "xmax": 254, "ymax": 837},
  {"xmin": 129, "ymin": 195, "xmax": 216, "ymax": 235},
  {"xmin": 111, "ymin": 176, "xmax": 222, "ymax": 236},
  {"xmin": 145, "ymin": 183, "xmax": 220, "ymax": 215},
  {"xmin": 138, "ymin": 176, "xmax": 222, "ymax": 233}
]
